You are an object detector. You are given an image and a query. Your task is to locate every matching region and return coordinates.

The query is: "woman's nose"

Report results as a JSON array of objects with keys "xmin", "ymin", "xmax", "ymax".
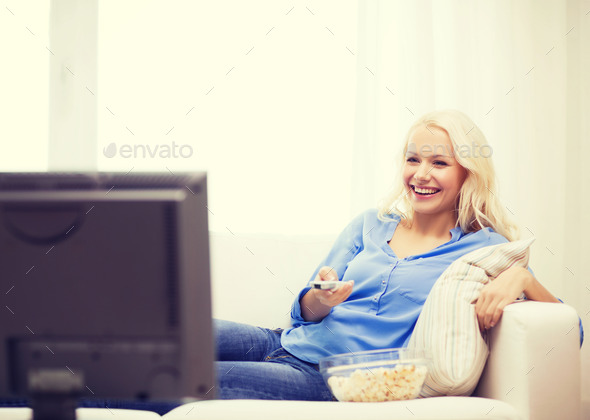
[{"xmin": 414, "ymin": 162, "xmax": 432, "ymax": 181}]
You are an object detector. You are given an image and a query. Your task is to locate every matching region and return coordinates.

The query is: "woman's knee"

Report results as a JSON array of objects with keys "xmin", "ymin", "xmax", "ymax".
[
  {"xmin": 214, "ymin": 319, "xmax": 280, "ymax": 361},
  {"xmin": 215, "ymin": 360, "xmax": 333, "ymax": 400}
]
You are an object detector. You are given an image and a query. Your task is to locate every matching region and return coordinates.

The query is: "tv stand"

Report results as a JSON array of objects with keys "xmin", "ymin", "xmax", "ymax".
[{"xmin": 29, "ymin": 369, "xmax": 83, "ymax": 420}]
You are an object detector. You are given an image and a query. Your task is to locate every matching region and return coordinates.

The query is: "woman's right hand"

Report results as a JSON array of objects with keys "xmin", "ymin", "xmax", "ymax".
[
  {"xmin": 300, "ymin": 266, "xmax": 354, "ymax": 322},
  {"xmin": 312, "ymin": 266, "xmax": 354, "ymax": 308}
]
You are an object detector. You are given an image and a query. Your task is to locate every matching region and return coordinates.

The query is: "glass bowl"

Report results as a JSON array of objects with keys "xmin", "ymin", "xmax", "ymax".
[{"xmin": 319, "ymin": 348, "xmax": 431, "ymax": 402}]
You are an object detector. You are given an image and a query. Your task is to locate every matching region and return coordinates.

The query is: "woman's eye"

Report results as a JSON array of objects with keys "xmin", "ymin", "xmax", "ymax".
[
  {"xmin": 406, "ymin": 157, "xmax": 419, "ymax": 163},
  {"xmin": 433, "ymin": 161, "xmax": 448, "ymax": 166}
]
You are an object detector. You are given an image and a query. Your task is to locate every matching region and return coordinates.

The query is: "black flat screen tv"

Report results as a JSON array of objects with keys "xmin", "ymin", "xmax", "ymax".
[{"xmin": 0, "ymin": 172, "xmax": 215, "ymax": 408}]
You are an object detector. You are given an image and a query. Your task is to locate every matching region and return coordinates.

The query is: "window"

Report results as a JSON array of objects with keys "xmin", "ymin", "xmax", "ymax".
[
  {"xmin": 97, "ymin": 1, "xmax": 357, "ymax": 234},
  {"xmin": 0, "ymin": 1, "xmax": 50, "ymax": 171}
]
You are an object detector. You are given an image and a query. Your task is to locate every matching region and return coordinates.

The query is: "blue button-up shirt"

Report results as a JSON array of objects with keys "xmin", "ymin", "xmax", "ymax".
[{"xmin": 281, "ymin": 208, "xmax": 512, "ymax": 364}]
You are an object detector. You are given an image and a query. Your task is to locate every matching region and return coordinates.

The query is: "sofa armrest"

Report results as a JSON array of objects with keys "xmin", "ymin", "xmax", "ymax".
[{"xmin": 474, "ymin": 301, "xmax": 581, "ymax": 420}]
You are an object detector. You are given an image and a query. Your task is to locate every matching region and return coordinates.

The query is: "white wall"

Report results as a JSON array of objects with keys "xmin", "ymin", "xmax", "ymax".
[
  {"xmin": 209, "ymin": 231, "xmax": 336, "ymax": 329},
  {"xmin": 95, "ymin": 0, "xmax": 359, "ymax": 236}
]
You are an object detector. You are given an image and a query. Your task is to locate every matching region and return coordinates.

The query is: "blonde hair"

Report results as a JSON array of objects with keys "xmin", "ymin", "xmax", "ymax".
[{"xmin": 377, "ymin": 109, "xmax": 519, "ymax": 241}]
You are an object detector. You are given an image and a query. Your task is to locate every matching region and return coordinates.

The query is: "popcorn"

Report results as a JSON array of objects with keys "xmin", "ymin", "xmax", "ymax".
[{"xmin": 326, "ymin": 364, "xmax": 428, "ymax": 402}]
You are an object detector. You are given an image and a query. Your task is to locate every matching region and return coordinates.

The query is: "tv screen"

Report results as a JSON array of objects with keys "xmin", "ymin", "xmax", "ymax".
[{"xmin": 0, "ymin": 172, "xmax": 215, "ymax": 405}]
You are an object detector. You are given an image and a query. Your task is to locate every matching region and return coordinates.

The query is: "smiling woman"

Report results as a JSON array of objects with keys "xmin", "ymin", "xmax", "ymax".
[
  {"xmin": 212, "ymin": 109, "xmax": 575, "ymax": 401},
  {"xmin": 379, "ymin": 110, "xmax": 518, "ymax": 243},
  {"xmin": 378, "ymin": 110, "xmax": 565, "ymax": 330}
]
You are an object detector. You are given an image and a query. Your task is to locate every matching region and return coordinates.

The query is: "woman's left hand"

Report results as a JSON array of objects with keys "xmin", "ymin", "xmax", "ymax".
[{"xmin": 474, "ymin": 266, "xmax": 531, "ymax": 332}]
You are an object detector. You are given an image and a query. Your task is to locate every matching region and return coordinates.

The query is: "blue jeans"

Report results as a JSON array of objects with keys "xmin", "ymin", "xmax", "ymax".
[{"xmin": 215, "ymin": 319, "xmax": 334, "ymax": 400}]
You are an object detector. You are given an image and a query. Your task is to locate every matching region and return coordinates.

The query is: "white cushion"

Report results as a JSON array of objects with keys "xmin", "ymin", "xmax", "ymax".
[{"xmin": 407, "ymin": 237, "xmax": 534, "ymax": 397}]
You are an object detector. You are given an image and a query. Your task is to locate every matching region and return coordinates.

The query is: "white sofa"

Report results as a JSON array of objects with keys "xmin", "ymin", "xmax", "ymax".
[
  {"xmin": 185, "ymin": 232, "xmax": 585, "ymax": 420},
  {"xmin": 1, "ymin": 232, "xmax": 583, "ymax": 420},
  {"xmin": 166, "ymin": 302, "xmax": 582, "ymax": 420}
]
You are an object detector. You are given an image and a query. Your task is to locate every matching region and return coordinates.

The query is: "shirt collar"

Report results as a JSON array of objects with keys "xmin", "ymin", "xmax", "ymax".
[{"xmin": 449, "ymin": 226, "xmax": 464, "ymax": 242}]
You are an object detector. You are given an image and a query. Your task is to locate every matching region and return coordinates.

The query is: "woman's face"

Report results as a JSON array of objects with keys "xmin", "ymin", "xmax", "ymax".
[{"xmin": 402, "ymin": 126, "xmax": 467, "ymax": 218}]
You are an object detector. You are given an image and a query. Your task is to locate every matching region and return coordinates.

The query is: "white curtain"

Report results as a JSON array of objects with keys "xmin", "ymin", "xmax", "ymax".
[{"xmin": 353, "ymin": 0, "xmax": 589, "ymax": 407}]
